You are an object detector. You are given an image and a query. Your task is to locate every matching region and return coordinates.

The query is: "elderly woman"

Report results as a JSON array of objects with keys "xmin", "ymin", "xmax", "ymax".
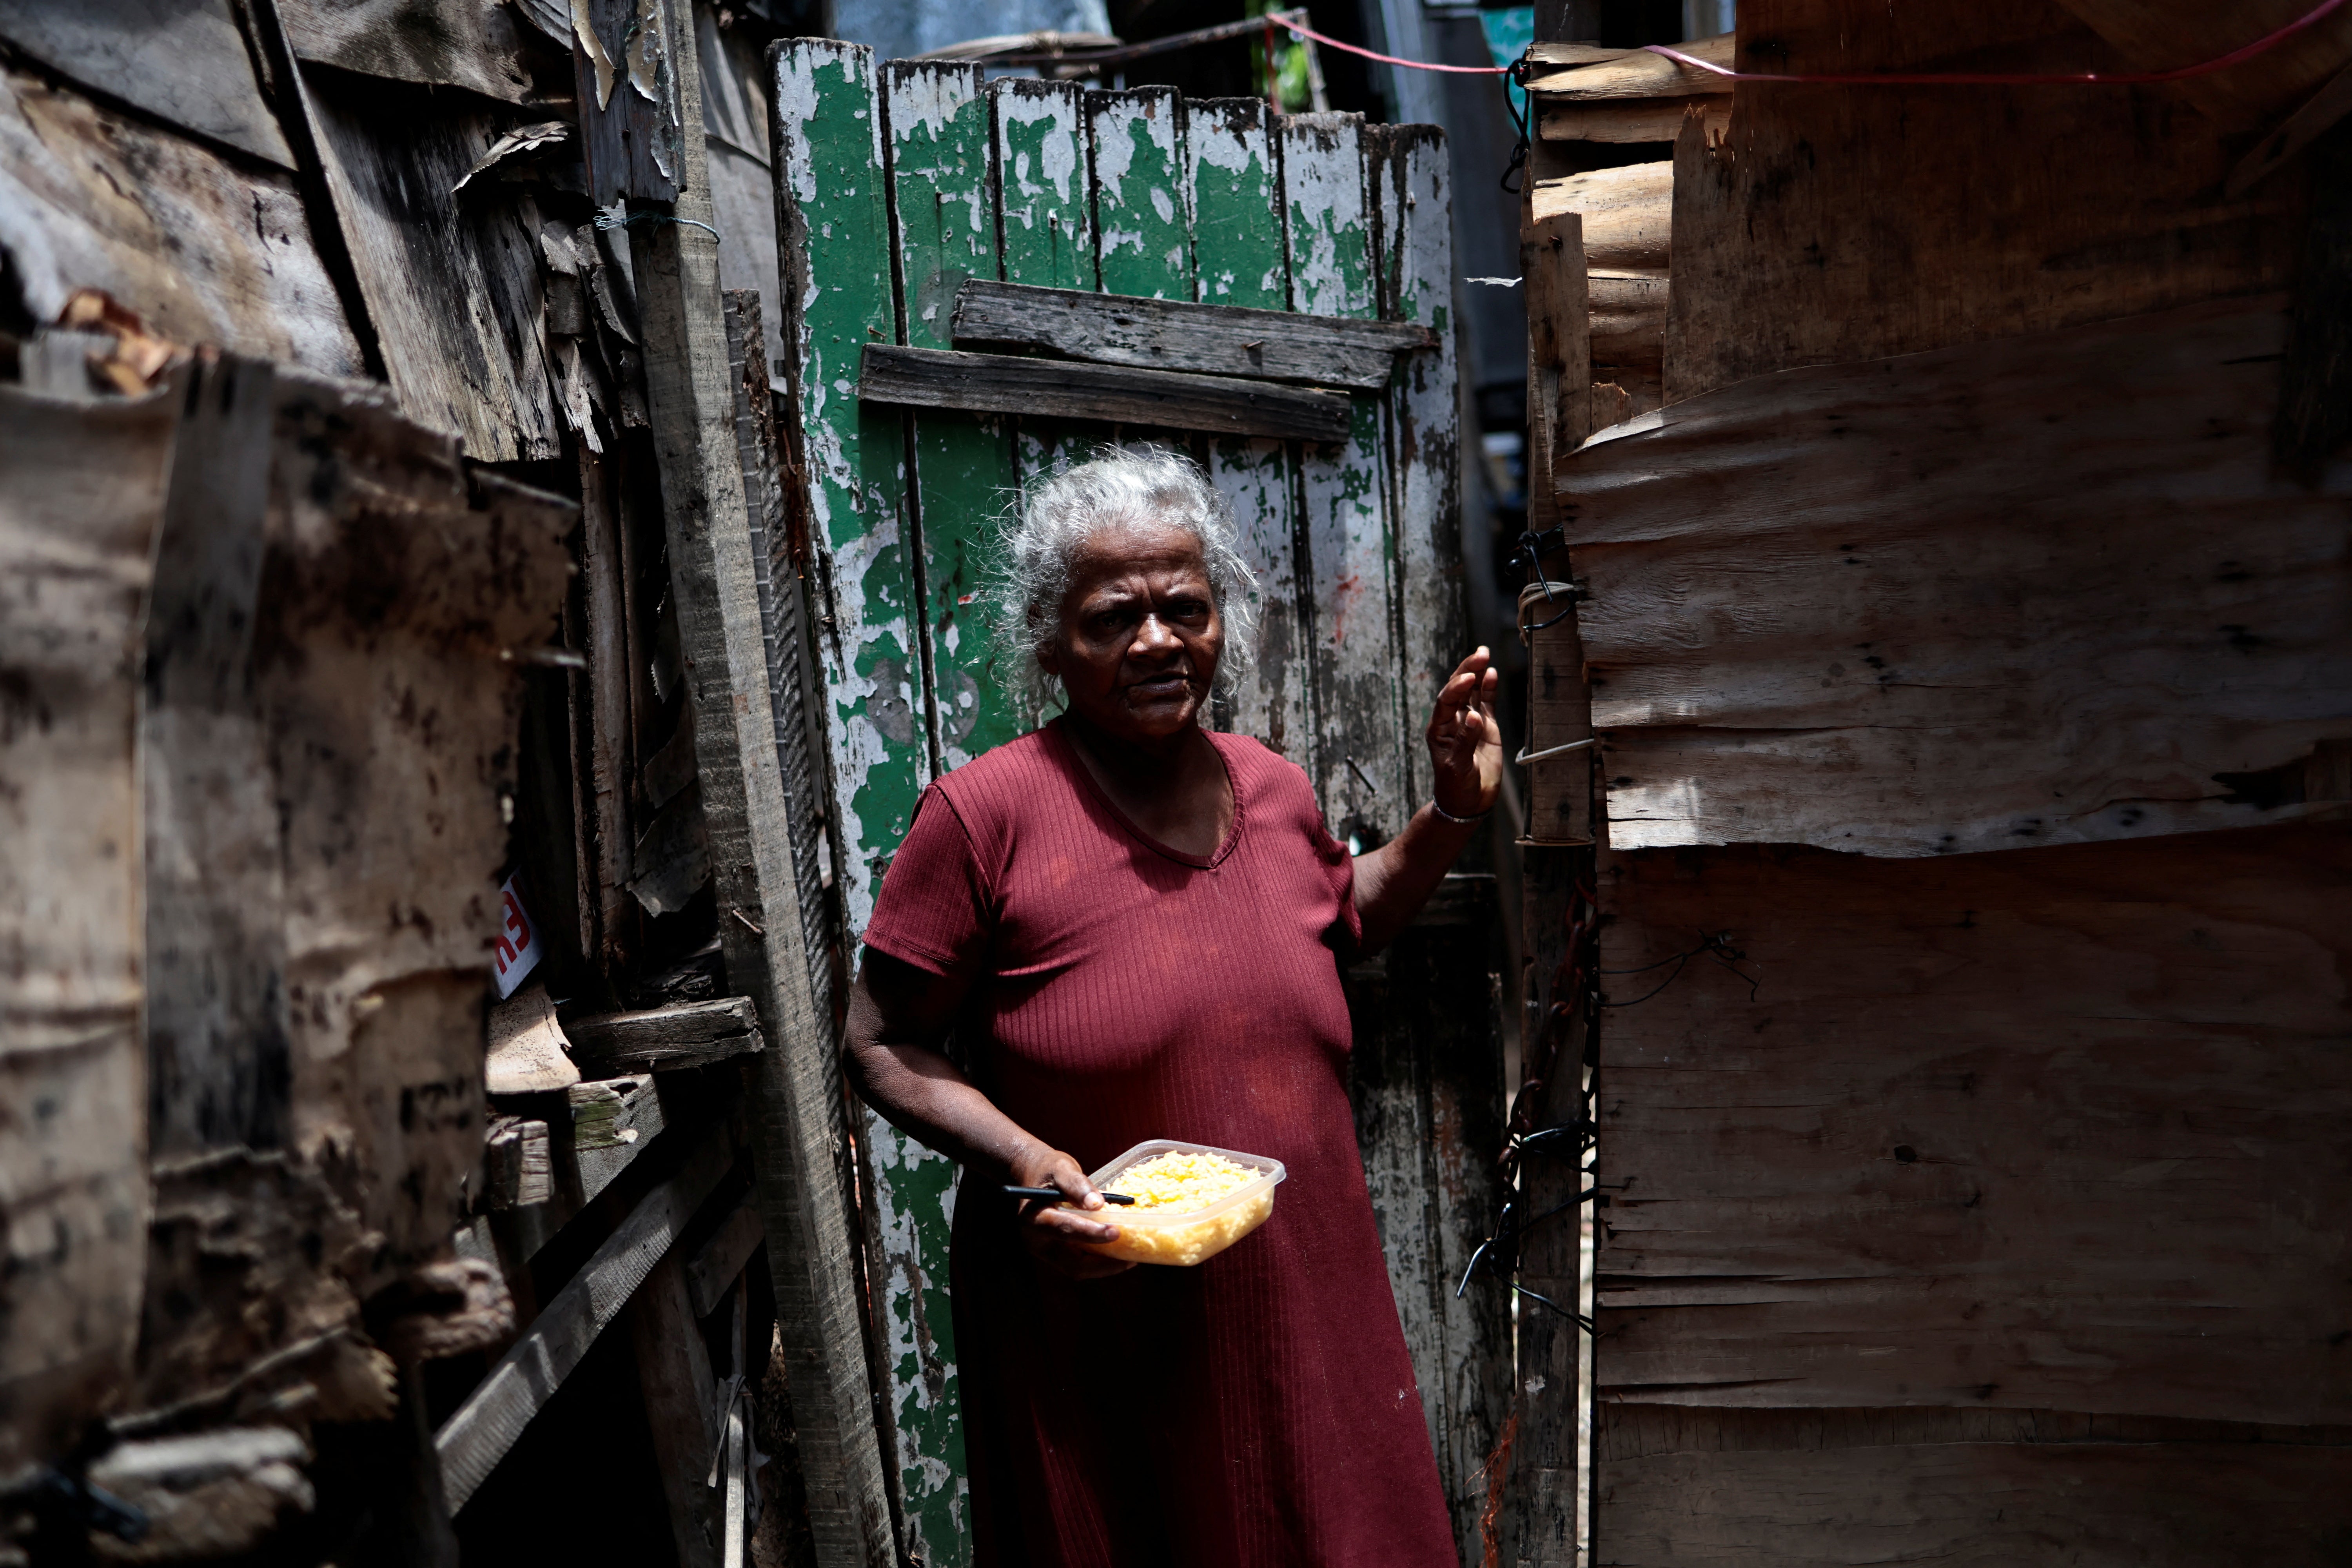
[{"xmin": 846, "ymin": 448, "xmax": 1501, "ymax": 1567}]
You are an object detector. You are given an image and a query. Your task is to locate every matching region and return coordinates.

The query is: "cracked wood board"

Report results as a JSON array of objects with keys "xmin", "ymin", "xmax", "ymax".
[
  {"xmin": 1281, "ymin": 112, "xmax": 1406, "ymax": 843},
  {"xmin": 1187, "ymin": 98, "xmax": 1308, "ymax": 762}
]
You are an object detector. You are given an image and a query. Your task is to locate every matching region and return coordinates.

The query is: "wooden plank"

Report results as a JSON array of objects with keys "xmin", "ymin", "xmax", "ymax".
[
  {"xmin": 1591, "ymin": 823, "xmax": 2352, "ymax": 1427},
  {"xmin": 1088, "ymin": 87, "xmax": 1193, "ymax": 301},
  {"xmin": 0, "ymin": 380, "xmax": 172, "ymax": 1476},
  {"xmin": 859, "ymin": 344, "xmax": 1353, "ymax": 441},
  {"xmin": 1531, "ymin": 161, "xmax": 1670, "ymax": 270},
  {"xmin": 1523, "ymin": 586, "xmax": 1593, "ymax": 847},
  {"xmin": 304, "ymin": 76, "xmax": 561, "ymax": 462},
  {"xmin": 278, "ymin": 0, "xmax": 535, "ymax": 103},
  {"xmin": 1525, "ymin": 33, "xmax": 1732, "ymax": 98},
  {"xmin": 437, "ymin": 1123, "xmax": 739, "ymax": 1511},
  {"xmin": 2050, "ymin": 0, "xmax": 2352, "ymax": 135},
  {"xmin": 720, "ymin": 291, "xmax": 838, "ymax": 1028},
  {"xmin": 1368, "ymin": 125, "xmax": 1463, "ymax": 806},
  {"xmin": 950, "ymin": 279, "xmax": 1434, "ymax": 389},
  {"xmin": 564, "ymin": 998, "xmax": 766, "ymax": 1075},
  {"xmin": 991, "ymin": 76, "xmax": 1097, "ymax": 491},
  {"xmin": 479, "ymin": 1117, "xmax": 554, "ymax": 1211},
  {"xmin": 629, "ymin": 1248, "xmax": 723, "ymax": 1568},
  {"xmin": 1348, "ymin": 903, "xmax": 1512, "ymax": 1566},
  {"xmin": 0, "ymin": 67, "xmax": 361, "ymax": 376},
  {"xmin": 875, "ymin": 58, "xmax": 997, "ymax": 1568},
  {"xmin": 1540, "ymin": 99, "xmax": 1726, "ymax": 143},
  {"xmin": 700, "ymin": 9, "xmax": 786, "ymax": 384},
  {"xmin": 1186, "ymin": 98, "xmax": 1307, "ymax": 761},
  {"xmin": 1662, "ymin": 0, "xmax": 2302, "ymax": 403},
  {"xmin": 685, "ymin": 1195, "xmax": 765, "ymax": 1319},
  {"xmin": 572, "ymin": 0, "xmax": 681, "ymax": 203},
  {"xmin": 0, "ymin": 0, "xmax": 294, "ymax": 164},
  {"xmin": 1282, "ymin": 111, "xmax": 1407, "ymax": 842},
  {"xmin": 1559, "ymin": 294, "xmax": 2352, "ymax": 856},
  {"xmin": 654, "ymin": 28, "xmax": 896, "ymax": 1567},
  {"xmin": 774, "ymin": 38, "xmax": 928, "ymax": 932},
  {"xmin": 577, "ymin": 447, "xmax": 638, "ymax": 973},
  {"xmin": 1521, "ymin": 207, "xmax": 1588, "ymax": 538},
  {"xmin": 142, "ymin": 354, "xmax": 290, "ymax": 1159},
  {"xmin": 1596, "ymin": 1406, "xmax": 2352, "ymax": 1568}
]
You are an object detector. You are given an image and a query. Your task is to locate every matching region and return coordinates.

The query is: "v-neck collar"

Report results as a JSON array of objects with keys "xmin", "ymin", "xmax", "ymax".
[{"xmin": 1047, "ymin": 719, "xmax": 1243, "ymax": 870}]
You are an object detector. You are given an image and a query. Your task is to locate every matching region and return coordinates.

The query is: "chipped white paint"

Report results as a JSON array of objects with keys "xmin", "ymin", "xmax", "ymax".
[
  {"xmin": 996, "ymin": 87, "xmax": 1080, "ymax": 207},
  {"xmin": 571, "ymin": 0, "xmax": 615, "ymax": 108}
]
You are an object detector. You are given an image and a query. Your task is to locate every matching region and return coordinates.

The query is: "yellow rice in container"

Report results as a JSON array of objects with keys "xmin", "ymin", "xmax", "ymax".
[{"xmin": 1082, "ymin": 1149, "xmax": 1277, "ymax": 1267}]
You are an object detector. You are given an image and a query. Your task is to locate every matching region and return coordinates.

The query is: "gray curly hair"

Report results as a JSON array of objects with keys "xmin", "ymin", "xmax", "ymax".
[{"xmin": 993, "ymin": 445, "xmax": 1259, "ymax": 718}]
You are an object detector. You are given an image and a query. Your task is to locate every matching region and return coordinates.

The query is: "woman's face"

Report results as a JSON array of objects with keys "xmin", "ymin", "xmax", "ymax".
[{"xmin": 1041, "ymin": 521, "xmax": 1223, "ymax": 746}]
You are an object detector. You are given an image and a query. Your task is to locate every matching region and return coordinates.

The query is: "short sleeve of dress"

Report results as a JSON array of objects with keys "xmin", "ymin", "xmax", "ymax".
[
  {"xmin": 862, "ymin": 786, "xmax": 995, "ymax": 976},
  {"xmin": 1311, "ymin": 810, "xmax": 1363, "ymax": 964}
]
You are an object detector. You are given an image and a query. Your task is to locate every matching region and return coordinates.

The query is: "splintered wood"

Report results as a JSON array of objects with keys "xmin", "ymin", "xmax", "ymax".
[{"xmin": 1562, "ymin": 295, "xmax": 2352, "ymax": 856}]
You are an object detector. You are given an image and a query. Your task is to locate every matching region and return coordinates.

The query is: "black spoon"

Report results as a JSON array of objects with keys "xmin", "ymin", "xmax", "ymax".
[{"xmin": 1002, "ymin": 1185, "xmax": 1135, "ymax": 1205}]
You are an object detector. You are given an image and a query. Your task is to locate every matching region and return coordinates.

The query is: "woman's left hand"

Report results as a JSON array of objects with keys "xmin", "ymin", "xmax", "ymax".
[{"xmin": 1427, "ymin": 646, "xmax": 1504, "ymax": 821}]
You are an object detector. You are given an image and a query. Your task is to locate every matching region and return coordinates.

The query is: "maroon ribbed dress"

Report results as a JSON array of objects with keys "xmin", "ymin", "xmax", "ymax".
[{"xmin": 861, "ymin": 720, "xmax": 1455, "ymax": 1568}]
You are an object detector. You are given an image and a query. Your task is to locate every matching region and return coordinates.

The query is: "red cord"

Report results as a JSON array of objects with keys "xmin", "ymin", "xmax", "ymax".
[{"xmin": 1284, "ymin": 0, "xmax": 2350, "ymax": 85}]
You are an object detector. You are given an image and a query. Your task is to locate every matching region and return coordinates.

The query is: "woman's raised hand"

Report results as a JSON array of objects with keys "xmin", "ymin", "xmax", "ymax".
[
  {"xmin": 1007, "ymin": 1140, "xmax": 1138, "ymax": 1280},
  {"xmin": 1426, "ymin": 646, "xmax": 1504, "ymax": 821}
]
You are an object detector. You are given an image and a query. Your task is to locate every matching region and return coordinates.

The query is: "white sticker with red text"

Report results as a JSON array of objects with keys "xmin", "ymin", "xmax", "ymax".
[{"xmin": 493, "ymin": 873, "xmax": 542, "ymax": 999}]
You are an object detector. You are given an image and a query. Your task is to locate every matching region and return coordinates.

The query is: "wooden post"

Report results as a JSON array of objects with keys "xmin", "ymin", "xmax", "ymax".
[
  {"xmin": 1521, "ymin": 208, "xmax": 1589, "ymax": 539},
  {"xmin": 630, "ymin": 9, "xmax": 895, "ymax": 1568}
]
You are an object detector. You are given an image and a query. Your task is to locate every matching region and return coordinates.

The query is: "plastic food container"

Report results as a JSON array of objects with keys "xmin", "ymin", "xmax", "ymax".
[{"xmin": 1078, "ymin": 1140, "xmax": 1288, "ymax": 1267}]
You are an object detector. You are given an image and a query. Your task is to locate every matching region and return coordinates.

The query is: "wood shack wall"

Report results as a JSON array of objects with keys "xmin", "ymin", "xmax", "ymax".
[{"xmin": 1518, "ymin": 1, "xmax": 2352, "ymax": 1562}]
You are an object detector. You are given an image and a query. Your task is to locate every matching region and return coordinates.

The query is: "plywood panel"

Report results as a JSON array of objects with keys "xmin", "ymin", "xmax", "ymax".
[
  {"xmin": 1597, "ymin": 1407, "xmax": 2352, "ymax": 1568},
  {"xmin": 1561, "ymin": 294, "xmax": 2352, "ymax": 856},
  {"xmin": 1591, "ymin": 823, "xmax": 2352, "ymax": 1428}
]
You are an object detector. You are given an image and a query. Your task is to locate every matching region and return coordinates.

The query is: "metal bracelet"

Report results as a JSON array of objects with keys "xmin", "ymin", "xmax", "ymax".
[{"xmin": 1430, "ymin": 797, "xmax": 1490, "ymax": 826}]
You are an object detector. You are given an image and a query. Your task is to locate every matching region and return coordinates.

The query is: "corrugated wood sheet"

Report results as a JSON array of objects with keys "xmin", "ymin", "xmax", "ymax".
[
  {"xmin": 263, "ymin": 370, "xmax": 573, "ymax": 1282},
  {"xmin": 0, "ymin": 0, "xmax": 294, "ymax": 165},
  {"xmin": 0, "ymin": 380, "xmax": 170, "ymax": 1475},
  {"xmin": 1592, "ymin": 824, "xmax": 2352, "ymax": 1429},
  {"xmin": 0, "ymin": 67, "xmax": 361, "ymax": 374},
  {"xmin": 1563, "ymin": 294, "xmax": 2352, "ymax": 856},
  {"xmin": 1663, "ymin": 0, "xmax": 2306, "ymax": 404}
]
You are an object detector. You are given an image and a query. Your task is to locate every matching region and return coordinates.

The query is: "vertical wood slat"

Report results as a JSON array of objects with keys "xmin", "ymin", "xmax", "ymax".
[
  {"xmin": 875, "ymin": 58, "xmax": 1004, "ymax": 1566},
  {"xmin": 992, "ymin": 78, "xmax": 1100, "ymax": 492},
  {"xmin": 1281, "ymin": 112, "xmax": 1409, "ymax": 843},
  {"xmin": 648, "ymin": 30, "xmax": 893, "ymax": 1568},
  {"xmin": 143, "ymin": 354, "xmax": 289, "ymax": 1158},
  {"xmin": 773, "ymin": 40, "xmax": 930, "ymax": 935},
  {"xmin": 1187, "ymin": 98, "xmax": 1308, "ymax": 759},
  {"xmin": 1370, "ymin": 125, "xmax": 1466, "ymax": 808}
]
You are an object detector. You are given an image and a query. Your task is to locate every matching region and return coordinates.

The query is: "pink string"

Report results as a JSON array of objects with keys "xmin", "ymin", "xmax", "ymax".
[{"xmin": 1284, "ymin": 0, "xmax": 2350, "ymax": 86}]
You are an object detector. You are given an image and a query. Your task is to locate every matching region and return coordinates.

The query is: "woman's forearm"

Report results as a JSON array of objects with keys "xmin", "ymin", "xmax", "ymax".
[
  {"xmin": 847, "ymin": 1041, "xmax": 1051, "ymax": 1181},
  {"xmin": 1351, "ymin": 804, "xmax": 1480, "ymax": 953}
]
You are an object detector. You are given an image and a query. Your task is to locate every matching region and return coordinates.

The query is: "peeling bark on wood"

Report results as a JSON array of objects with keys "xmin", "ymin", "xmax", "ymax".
[
  {"xmin": 948, "ymin": 279, "xmax": 1432, "ymax": 389},
  {"xmin": 859, "ymin": 343, "xmax": 1353, "ymax": 441}
]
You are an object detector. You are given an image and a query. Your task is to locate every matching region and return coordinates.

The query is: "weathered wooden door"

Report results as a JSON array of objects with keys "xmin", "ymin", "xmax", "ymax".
[{"xmin": 765, "ymin": 41, "xmax": 1504, "ymax": 1566}]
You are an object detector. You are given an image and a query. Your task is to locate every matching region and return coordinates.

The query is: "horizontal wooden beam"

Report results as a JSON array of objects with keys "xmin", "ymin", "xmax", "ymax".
[
  {"xmin": 476, "ymin": 1116, "xmax": 552, "ymax": 1212},
  {"xmin": 858, "ymin": 344, "xmax": 1354, "ymax": 442},
  {"xmin": 1527, "ymin": 33, "xmax": 1732, "ymax": 99},
  {"xmin": 1541, "ymin": 99, "xmax": 1726, "ymax": 144},
  {"xmin": 436, "ymin": 1120, "xmax": 739, "ymax": 1512},
  {"xmin": 949, "ymin": 279, "xmax": 1435, "ymax": 390},
  {"xmin": 563, "ymin": 996, "xmax": 764, "ymax": 1076},
  {"xmin": 683, "ymin": 1193, "xmax": 763, "ymax": 1319}
]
